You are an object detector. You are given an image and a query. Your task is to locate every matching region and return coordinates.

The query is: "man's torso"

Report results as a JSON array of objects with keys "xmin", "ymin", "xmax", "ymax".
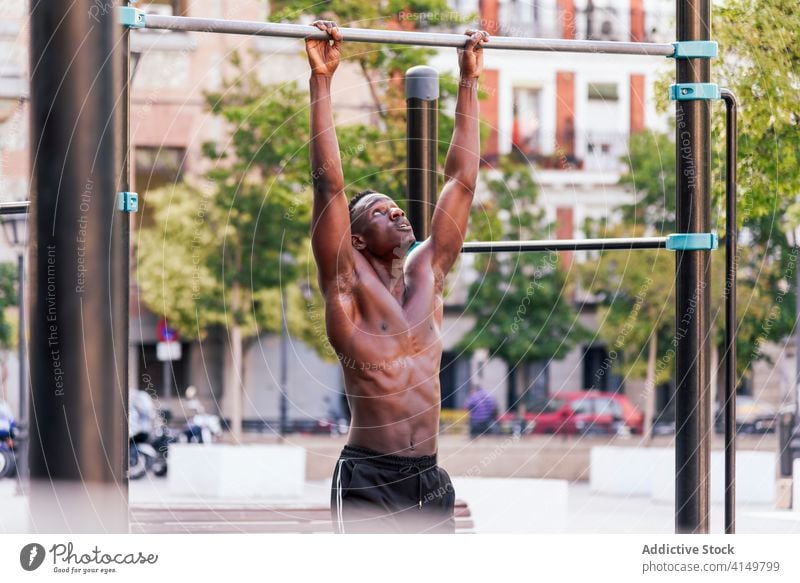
[{"xmin": 324, "ymin": 244, "xmax": 444, "ymax": 456}]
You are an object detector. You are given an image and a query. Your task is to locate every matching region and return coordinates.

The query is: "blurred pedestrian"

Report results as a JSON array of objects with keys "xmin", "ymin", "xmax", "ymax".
[{"xmin": 465, "ymin": 385, "xmax": 497, "ymax": 438}]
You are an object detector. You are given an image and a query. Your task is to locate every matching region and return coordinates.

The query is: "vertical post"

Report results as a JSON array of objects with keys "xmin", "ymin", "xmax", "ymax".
[
  {"xmin": 279, "ymin": 286, "xmax": 289, "ymax": 437},
  {"xmin": 405, "ymin": 66, "xmax": 439, "ymax": 240},
  {"xmin": 792, "ymin": 232, "xmax": 800, "ymax": 469},
  {"xmin": 117, "ymin": 0, "xmax": 133, "ymax": 504},
  {"xmin": 163, "ymin": 360, "xmax": 172, "ymax": 398},
  {"xmin": 16, "ymin": 252, "xmax": 27, "ymax": 487},
  {"xmin": 721, "ymin": 89, "xmax": 737, "ymax": 534},
  {"xmin": 28, "ymin": 0, "xmax": 128, "ymax": 531},
  {"xmin": 674, "ymin": 0, "xmax": 712, "ymax": 534}
]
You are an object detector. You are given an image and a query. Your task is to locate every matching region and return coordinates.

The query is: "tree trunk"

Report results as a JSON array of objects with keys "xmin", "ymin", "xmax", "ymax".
[
  {"xmin": 643, "ymin": 332, "xmax": 658, "ymax": 442},
  {"xmin": 227, "ymin": 280, "xmax": 244, "ymax": 442},
  {"xmin": 710, "ymin": 335, "xmax": 719, "ymax": 414}
]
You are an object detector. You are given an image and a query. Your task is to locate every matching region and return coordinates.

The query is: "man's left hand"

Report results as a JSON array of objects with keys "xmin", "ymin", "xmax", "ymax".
[{"xmin": 458, "ymin": 29, "xmax": 489, "ymax": 79}]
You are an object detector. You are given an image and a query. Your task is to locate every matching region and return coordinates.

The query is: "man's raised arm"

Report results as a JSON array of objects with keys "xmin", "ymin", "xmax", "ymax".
[
  {"xmin": 427, "ymin": 30, "xmax": 489, "ymax": 276},
  {"xmin": 306, "ymin": 21, "xmax": 353, "ymax": 296}
]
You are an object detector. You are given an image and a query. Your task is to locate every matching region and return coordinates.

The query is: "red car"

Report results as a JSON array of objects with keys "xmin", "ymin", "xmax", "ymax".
[{"xmin": 499, "ymin": 391, "xmax": 644, "ymax": 436}]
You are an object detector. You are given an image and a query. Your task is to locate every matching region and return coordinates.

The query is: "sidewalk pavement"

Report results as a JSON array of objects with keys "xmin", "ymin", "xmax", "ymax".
[{"xmin": 3, "ymin": 475, "xmax": 799, "ymax": 534}]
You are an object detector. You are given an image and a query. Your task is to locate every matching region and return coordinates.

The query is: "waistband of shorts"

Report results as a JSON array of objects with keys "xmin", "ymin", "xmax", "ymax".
[{"xmin": 340, "ymin": 444, "xmax": 438, "ymax": 469}]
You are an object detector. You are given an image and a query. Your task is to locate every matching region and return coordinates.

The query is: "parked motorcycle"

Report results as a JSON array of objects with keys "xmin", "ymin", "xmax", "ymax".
[
  {"xmin": 0, "ymin": 401, "xmax": 17, "ymax": 479},
  {"xmin": 128, "ymin": 389, "xmax": 182, "ymax": 479},
  {"xmin": 179, "ymin": 387, "xmax": 222, "ymax": 444},
  {"xmin": 147, "ymin": 409, "xmax": 178, "ymax": 477}
]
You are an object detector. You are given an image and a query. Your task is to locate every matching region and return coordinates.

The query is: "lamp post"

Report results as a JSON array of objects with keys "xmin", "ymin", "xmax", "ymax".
[
  {"xmin": 1, "ymin": 213, "xmax": 28, "ymax": 488},
  {"xmin": 278, "ymin": 253, "xmax": 296, "ymax": 438},
  {"xmin": 279, "ymin": 284, "xmax": 289, "ymax": 438},
  {"xmin": 791, "ymin": 226, "xmax": 800, "ymax": 465}
]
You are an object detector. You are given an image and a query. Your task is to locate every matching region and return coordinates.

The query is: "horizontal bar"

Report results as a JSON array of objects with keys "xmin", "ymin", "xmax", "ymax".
[
  {"xmin": 461, "ymin": 237, "xmax": 668, "ymax": 253},
  {"xmin": 142, "ymin": 14, "xmax": 676, "ymax": 57},
  {"xmin": 0, "ymin": 201, "xmax": 30, "ymax": 215}
]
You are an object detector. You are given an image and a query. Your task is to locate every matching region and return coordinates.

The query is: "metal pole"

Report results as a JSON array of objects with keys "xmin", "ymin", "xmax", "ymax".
[
  {"xmin": 28, "ymin": 0, "xmax": 127, "ymax": 531},
  {"xmin": 406, "ymin": 66, "xmax": 439, "ymax": 240},
  {"xmin": 793, "ymin": 230, "xmax": 800, "ymax": 471},
  {"xmin": 674, "ymin": 0, "xmax": 712, "ymax": 534},
  {"xmin": 279, "ymin": 286, "xmax": 289, "ymax": 437},
  {"xmin": 142, "ymin": 14, "xmax": 676, "ymax": 56},
  {"xmin": 461, "ymin": 236, "xmax": 668, "ymax": 253},
  {"xmin": 163, "ymin": 360, "xmax": 171, "ymax": 398},
  {"xmin": 721, "ymin": 88, "xmax": 737, "ymax": 534},
  {"xmin": 16, "ymin": 251, "xmax": 27, "ymax": 487}
]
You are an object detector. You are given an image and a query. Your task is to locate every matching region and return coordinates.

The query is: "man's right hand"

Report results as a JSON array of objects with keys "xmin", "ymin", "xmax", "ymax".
[{"xmin": 306, "ymin": 20, "xmax": 342, "ymax": 77}]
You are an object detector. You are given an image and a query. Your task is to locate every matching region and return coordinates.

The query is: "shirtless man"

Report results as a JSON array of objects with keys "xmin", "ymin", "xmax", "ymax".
[{"xmin": 305, "ymin": 20, "xmax": 488, "ymax": 534}]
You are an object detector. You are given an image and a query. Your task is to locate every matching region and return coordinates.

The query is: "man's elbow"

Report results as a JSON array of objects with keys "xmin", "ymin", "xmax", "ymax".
[
  {"xmin": 312, "ymin": 179, "xmax": 343, "ymax": 200},
  {"xmin": 445, "ymin": 173, "xmax": 477, "ymax": 195}
]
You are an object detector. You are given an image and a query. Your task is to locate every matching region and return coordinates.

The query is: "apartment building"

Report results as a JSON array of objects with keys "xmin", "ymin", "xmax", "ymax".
[{"xmin": 0, "ymin": 0, "xmax": 790, "ymax": 428}]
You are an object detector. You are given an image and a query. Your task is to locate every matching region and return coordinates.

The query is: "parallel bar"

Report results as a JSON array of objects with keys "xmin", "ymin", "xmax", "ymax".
[
  {"xmin": 461, "ymin": 237, "xmax": 668, "ymax": 253},
  {"xmin": 674, "ymin": 0, "xmax": 713, "ymax": 535},
  {"xmin": 721, "ymin": 88, "xmax": 738, "ymax": 535},
  {"xmin": 0, "ymin": 201, "xmax": 30, "ymax": 215},
  {"xmin": 142, "ymin": 14, "xmax": 676, "ymax": 56}
]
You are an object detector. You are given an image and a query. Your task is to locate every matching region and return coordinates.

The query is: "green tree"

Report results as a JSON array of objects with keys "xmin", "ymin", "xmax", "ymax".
[
  {"xmin": 0, "ymin": 262, "xmax": 17, "ymax": 349},
  {"xmin": 0, "ymin": 261, "xmax": 19, "ymax": 404},
  {"xmin": 458, "ymin": 157, "xmax": 589, "ymax": 405},
  {"xmin": 653, "ymin": 0, "xmax": 800, "ymax": 226},
  {"xmin": 626, "ymin": 0, "xmax": 800, "ymax": 419},
  {"xmin": 618, "ymin": 131, "xmax": 676, "ymax": 232},
  {"xmin": 714, "ymin": 0, "xmax": 800, "ymax": 224}
]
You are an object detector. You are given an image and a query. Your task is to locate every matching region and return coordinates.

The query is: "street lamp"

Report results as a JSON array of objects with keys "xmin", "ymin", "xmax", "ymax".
[
  {"xmin": 1, "ymin": 213, "xmax": 28, "ymax": 487},
  {"xmin": 279, "ymin": 253, "xmax": 295, "ymax": 438},
  {"xmin": 790, "ymin": 225, "xmax": 800, "ymax": 463}
]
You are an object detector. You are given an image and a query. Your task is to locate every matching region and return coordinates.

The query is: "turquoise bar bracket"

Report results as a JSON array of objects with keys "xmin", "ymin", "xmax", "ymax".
[
  {"xmin": 666, "ymin": 233, "xmax": 718, "ymax": 251},
  {"xmin": 669, "ymin": 83, "xmax": 721, "ymax": 101},
  {"xmin": 119, "ymin": 6, "xmax": 145, "ymax": 28},
  {"xmin": 118, "ymin": 191, "xmax": 139, "ymax": 213},
  {"xmin": 671, "ymin": 41, "xmax": 718, "ymax": 59}
]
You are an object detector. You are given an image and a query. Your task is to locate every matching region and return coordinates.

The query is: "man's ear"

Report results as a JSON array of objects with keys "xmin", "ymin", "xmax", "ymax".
[{"xmin": 352, "ymin": 233, "xmax": 366, "ymax": 250}]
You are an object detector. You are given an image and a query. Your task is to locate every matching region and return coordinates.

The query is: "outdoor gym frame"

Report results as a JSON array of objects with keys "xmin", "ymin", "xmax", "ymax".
[{"xmin": 23, "ymin": 1, "xmax": 736, "ymax": 534}]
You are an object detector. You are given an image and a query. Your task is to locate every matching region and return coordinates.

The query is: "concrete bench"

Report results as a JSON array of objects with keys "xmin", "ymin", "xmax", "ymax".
[
  {"xmin": 450, "ymin": 477, "xmax": 568, "ymax": 533},
  {"xmin": 167, "ymin": 444, "xmax": 306, "ymax": 498},
  {"xmin": 590, "ymin": 446, "xmax": 777, "ymax": 505}
]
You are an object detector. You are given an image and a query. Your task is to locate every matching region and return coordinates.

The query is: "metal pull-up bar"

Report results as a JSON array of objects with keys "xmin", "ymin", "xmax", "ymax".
[
  {"xmin": 123, "ymin": 10, "xmax": 677, "ymax": 57},
  {"xmin": 462, "ymin": 237, "xmax": 668, "ymax": 253}
]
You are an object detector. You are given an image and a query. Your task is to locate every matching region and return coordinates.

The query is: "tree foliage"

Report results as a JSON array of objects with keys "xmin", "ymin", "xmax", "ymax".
[
  {"xmin": 136, "ymin": 1, "xmax": 474, "ymax": 360},
  {"xmin": 458, "ymin": 157, "xmax": 589, "ymax": 378},
  {"xmin": 0, "ymin": 262, "xmax": 18, "ymax": 349}
]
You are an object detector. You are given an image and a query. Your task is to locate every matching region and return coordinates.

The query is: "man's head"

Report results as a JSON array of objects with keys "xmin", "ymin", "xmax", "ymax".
[{"xmin": 348, "ymin": 189, "xmax": 416, "ymax": 257}]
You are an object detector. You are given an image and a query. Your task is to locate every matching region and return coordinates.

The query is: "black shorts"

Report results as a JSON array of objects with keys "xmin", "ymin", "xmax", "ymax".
[{"xmin": 330, "ymin": 444, "xmax": 456, "ymax": 534}]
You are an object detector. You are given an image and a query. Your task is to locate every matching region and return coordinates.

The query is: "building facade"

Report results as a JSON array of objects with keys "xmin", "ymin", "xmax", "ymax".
[{"xmin": 0, "ymin": 0, "xmax": 791, "ymax": 429}]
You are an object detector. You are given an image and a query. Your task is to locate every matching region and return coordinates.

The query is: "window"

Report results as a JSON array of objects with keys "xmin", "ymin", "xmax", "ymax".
[
  {"xmin": 587, "ymin": 83, "xmax": 619, "ymax": 101},
  {"xmin": 134, "ymin": 147, "xmax": 186, "ymax": 229},
  {"xmin": 439, "ymin": 351, "xmax": 472, "ymax": 409},
  {"xmin": 594, "ymin": 396, "xmax": 623, "ymax": 418},
  {"xmin": 528, "ymin": 397, "xmax": 565, "ymax": 414},
  {"xmin": 141, "ymin": 1, "xmax": 188, "ymax": 16},
  {"xmin": 512, "ymin": 87, "xmax": 543, "ymax": 155},
  {"xmin": 570, "ymin": 398, "xmax": 594, "ymax": 415}
]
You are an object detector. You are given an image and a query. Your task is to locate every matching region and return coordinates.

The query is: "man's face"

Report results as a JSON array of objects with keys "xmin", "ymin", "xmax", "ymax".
[{"xmin": 351, "ymin": 194, "xmax": 416, "ymax": 256}]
